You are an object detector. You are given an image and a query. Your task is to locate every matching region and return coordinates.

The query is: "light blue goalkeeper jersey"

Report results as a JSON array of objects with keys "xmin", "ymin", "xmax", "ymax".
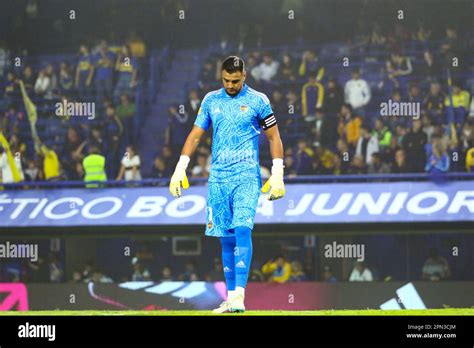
[{"xmin": 194, "ymin": 83, "xmax": 276, "ymax": 183}]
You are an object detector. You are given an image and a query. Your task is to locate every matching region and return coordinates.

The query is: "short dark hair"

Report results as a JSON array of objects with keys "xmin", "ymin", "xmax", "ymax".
[{"xmin": 221, "ymin": 56, "xmax": 245, "ymax": 73}]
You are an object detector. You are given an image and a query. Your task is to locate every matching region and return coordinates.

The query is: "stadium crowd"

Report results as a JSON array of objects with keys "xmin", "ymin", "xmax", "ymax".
[
  {"xmin": 165, "ymin": 25, "xmax": 473, "ymax": 180},
  {"xmin": 1, "ymin": 21, "xmax": 473, "ymax": 184}
]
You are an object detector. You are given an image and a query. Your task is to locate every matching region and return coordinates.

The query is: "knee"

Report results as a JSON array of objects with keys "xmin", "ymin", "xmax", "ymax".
[
  {"xmin": 220, "ymin": 237, "xmax": 235, "ymax": 253},
  {"xmin": 234, "ymin": 226, "xmax": 252, "ymax": 240}
]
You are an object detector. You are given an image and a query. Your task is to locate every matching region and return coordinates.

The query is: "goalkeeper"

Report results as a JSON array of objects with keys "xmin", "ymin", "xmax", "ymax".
[{"xmin": 169, "ymin": 56, "xmax": 285, "ymax": 313}]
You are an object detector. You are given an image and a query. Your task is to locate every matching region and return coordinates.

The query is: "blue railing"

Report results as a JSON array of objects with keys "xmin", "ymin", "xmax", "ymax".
[{"xmin": 2, "ymin": 172, "xmax": 473, "ymax": 189}]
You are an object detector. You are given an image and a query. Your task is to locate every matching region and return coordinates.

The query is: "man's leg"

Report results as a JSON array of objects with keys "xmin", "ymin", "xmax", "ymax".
[
  {"xmin": 220, "ymin": 235, "xmax": 236, "ymax": 298},
  {"xmin": 234, "ymin": 225, "xmax": 253, "ymax": 292}
]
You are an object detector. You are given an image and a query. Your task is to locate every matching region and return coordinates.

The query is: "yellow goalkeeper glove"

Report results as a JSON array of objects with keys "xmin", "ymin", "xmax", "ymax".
[
  {"xmin": 261, "ymin": 158, "xmax": 285, "ymax": 201},
  {"xmin": 169, "ymin": 155, "xmax": 190, "ymax": 198}
]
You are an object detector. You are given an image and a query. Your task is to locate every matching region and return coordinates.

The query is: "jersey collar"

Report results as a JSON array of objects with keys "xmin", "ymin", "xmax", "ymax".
[{"xmin": 222, "ymin": 83, "xmax": 249, "ymax": 99}]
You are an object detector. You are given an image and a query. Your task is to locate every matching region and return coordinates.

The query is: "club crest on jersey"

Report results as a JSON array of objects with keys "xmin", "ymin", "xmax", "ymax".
[
  {"xmin": 240, "ymin": 105, "xmax": 249, "ymax": 112},
  {"xmin": 207, "ymin": 221, "xmax": 213, "ymax": 229}
]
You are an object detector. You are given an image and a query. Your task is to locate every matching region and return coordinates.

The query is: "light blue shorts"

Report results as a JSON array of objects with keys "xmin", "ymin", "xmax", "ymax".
[{"xmin": 205, "ymin": 178, "xmax": 262, "ymax": 237}]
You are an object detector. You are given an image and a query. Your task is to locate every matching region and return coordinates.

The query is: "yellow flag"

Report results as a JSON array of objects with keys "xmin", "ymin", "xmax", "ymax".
[
  {"xmin": 19, "ymin": 80, "xmax": 39, "ymax": 141},
  {"xmin": 0, "ymin": 131, "xmax": 22, "ymax": 183}
]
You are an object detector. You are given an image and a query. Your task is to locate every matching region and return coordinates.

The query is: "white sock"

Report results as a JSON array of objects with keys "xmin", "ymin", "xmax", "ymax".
[
  {"xmin": 228, "ymin": 290, "xmax": 236, "ymax": 301},
  {"xmin": 235, "ymin": 286, "xmax": 245, "ymax": 298}
]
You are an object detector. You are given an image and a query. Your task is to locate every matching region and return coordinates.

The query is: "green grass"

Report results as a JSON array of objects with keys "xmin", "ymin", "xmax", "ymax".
[{"xmin": 1, "ymin": 308, "xmax": 473, "ymax": 316}]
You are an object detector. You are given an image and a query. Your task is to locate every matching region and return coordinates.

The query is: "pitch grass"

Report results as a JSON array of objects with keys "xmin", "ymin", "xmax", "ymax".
[{"xmin": 1, "ymin": 308, "xmax": 473, "ymax": 316}]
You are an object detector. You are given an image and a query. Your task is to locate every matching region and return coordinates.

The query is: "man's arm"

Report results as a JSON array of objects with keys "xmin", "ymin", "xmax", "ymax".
[
  {"xmin": 181, "ymin": 125, "xmax": 206, "ymax": 157},
  {"xmin": 264, "ymin": 124, "xmax": 284, "ymax": 160},
  {"xmin": 169, "ymin": 125, "xmax": 206, "ymax": 197},
  {"xmin": 262, "ymin": 124, "xmax": 285, "ymax": 200}
]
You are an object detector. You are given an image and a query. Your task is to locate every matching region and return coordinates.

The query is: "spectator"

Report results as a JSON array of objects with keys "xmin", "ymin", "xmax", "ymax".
[
  {"xmin": 116, "ymin": 145, "xmax": 142, "ymax": 181},
  {"xmin": 126, "ymin": 31, "xmax": 147, "ymax": 59},
  {"xmin": 336, "ymin": 139, "xmax": 351, "ymax": 174},
  {"xmin": 48, "ymin": 253, "xmax": 64, "ymax": 283},
  {"xmin": 34, "ymin": 68, "xmax": 52, "ymax": 97},
  {"xmin": 262, "ymin": 255, "xmax": 291, "ymax": 283},
  {"xmin": 88, "ymin": 127, "xmax": 105, "ymax": 154},
  {"xmin": 422, "ymin": 248, "xmax": 451, "ymax": 281},
  {"xmin": 349, "ymin": 261, "xmax": 373, "ymax": 281},
  {"xmin": 368, "ymin": 152, "xmax": 391, "ymax": 174},
  {"xmin": 407, "ymin": 82, "xmax": 422, "ymax": 104},
  {"xmin": 425, "ymin": 141, "xmax": 449, "ymax": 174},
  {"xmin": 445, "ymin": 82, "xmax": 470, "ymax": 125},
  {"xmin": 178, "ymin": 260, "xmax": 199, "ymax": 281},
  {"xmin": 251, "ymin": 52, "xmax": 279, "ymax": 82},
  {"xmin": 191, "ymin": 154, "xmax": 209, "ymax": 178},
  {"xmin": 356, "ymin": 124, "xmax": 379, "ymax": 165},
  {"xmin": 36, "ymin": 139, "xmax": 61, "ymax": 181},
  {"xmin": 22, "ymin": 66, "xmax": 35, "ymax": 95},
  {"xmin": 116, "ymin": 94, "xmax": 136, "ymax": 145},
  {"xmin": 313, "ymin": 108, "xmax": 338, "ymax": 149},
  {"xmin": 298, "ymin": 50, "xmax": 323, "ymax": 79},
  {"xmin": 0, "ymin": 145, "xmax": 24, "ymax": 183},
  {"xmin": 373, "ymin": 119, "xmax": 392, "ymax": 151},
  {"xmin": 301, "ymin": 74, "xmax": 324, "ymax": 120},
  {"xmin": 75, "ymin": 44, "xmax": 94, "ymax": 100},
  {"xmin": 289, "ymin": 261, "xmax": 307, "ymax": 282},
  {"xmin": 284, "ymin": 154, "xmax": 297, "ymax": 177},
  {"xmin": 151, "ymin": 155, "xmax": 172, "ymax": 180},
  {"xmin": 387, "ymin": 51, "xmax": 413, "ymax": 78},
  {"xmin": 402, "ymin": 119, "xmax": 427, "ymax": 172},
  {"xmin": 185, "ymin": 89, "xmax": 201, "ymax": 115},
  {"xmin": 325, "ymin": 77, "xmax": 344, "ymax": 115},
  {"xmin": 26, "ymin": 258, "xmax": 48, "ymax": 283},
  {"xmin": 344, "ymin": 68, "xmax": 371, "ymax": 115},
  {"xmin": 3, "ymin": 72, "xmax": 19, "ymax": 105},
  {"xmin": 322, "ymin": 265, "xmax": 337, "ymax": 283},
  {"xmin": 83, "ymin": 145, "xmax": 107, "ymax": 187},
  {"xmin": 166, "ymin": 104, "xmax": 193, "ymax": 154},
  {"xmin": 91, "ymin": 269, "xmax": 114, "ymax": 283},
  {"xmin": 277, "ymin": 53, "xmax": 297, "ymax": 82},
  {"xmin": 2, "ymin": 105, "xmax": 26, "ymax": 138},
  {"xmin": 24, "ymin": 159, "xmax": 40, "ymax": 181},
  {"xmin": 43, "ymin": 63, "xmax": 58, "ymax": 99},
  {"xmin": 93, "ymin": 40, "xmax": 115, "ymax": 103},
  {"xmin": 114, "ymin": 45, "xmax": 138, "ymax": 101},
  {"xmin": 131, "ymin": 257, "xmax": 151, "ymax": 281},
  {"xmin": 465, "ymin": 141, "xmax": 474, "ymax": 172},
  {"xmin": 160, "ymin": 266, "xmax": 174, "ymax": 281},
  {"xmin": 347, "ymin": 154, "xmax": 367, "ymax": 174},
  {"xmin": 391, "ymin": 149, "xmax": 409, "ymax": 173},
  {"xmin": 206, "ymin": 258, "xmax": 224, "ymax": 282},
  {"xmin": 421, "ymin": 51, "xmax": 442, "ymax": 82},
  {"xmin": 0, "ymin": 41, "xmax": 10, "ymax": 79},
  {"xmin": 270, "ymin": 89, "xmax": 286, "ymax": 116},
  {"xmin": 423, "ymin": 82, "xmax": 445, "ymax": 125},
  {"xmin": 104, "ymin": 105, "xmax": 123, "ymax": 177},
  {"xmin": 294, "ymin": 138, "xmax": 314, "ymax": 175},
  {"xmin": 59, "ymin": 61, "xmax": 73, "ymax": 95},
  {"xmin": 284, "ymin": 89, "xmax": 302, "ymax": 126},
  {"xmin": 338, "ymin": 103, "xmax": 362, "ymax": 147}
]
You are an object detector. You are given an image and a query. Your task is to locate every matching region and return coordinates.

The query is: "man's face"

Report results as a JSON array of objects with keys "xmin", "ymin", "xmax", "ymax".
[{"xmin": 222, "ymin": 70, "xmax": 245, "ymax": 96}]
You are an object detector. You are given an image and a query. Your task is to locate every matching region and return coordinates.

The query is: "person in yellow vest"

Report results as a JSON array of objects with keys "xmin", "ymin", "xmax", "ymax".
[
  {"xmin": 83, "ymin": 146, "xmax": 107, "ymax": 188},
  {"xmin": 36, "ymin": 140, "xmax": 61, "ymax": 181}
]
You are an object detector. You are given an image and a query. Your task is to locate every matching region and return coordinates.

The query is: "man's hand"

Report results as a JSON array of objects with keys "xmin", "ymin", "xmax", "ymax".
[
  {"xmin": 169, "ymin": 155, "xmax": 190, "ymax": 198},
  {"xmin": 261, "ymin": 158, "xmax": 285, "ymax": 201}
]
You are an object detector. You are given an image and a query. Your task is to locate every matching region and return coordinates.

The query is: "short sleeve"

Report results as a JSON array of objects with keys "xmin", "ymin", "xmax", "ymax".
[
  {"xmin": 256, "ymin": 93, "xmax": 276, "ymax": 130},
  {"xmin": 194, "ymin": 93, "xmax": 212, "ymax": 131}
]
